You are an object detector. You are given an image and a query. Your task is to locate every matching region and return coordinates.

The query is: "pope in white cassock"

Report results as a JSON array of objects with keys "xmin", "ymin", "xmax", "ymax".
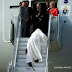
[{"xmin": 26, "ymin": 29, "xmax": 48, "ymax": 66}]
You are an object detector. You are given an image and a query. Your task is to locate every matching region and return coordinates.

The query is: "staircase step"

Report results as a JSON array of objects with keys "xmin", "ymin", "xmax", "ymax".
[
  {"xmin": 17, "ymin": 50, "xmax": 46, "ymax": 55},
  {"xmin": 18, "ymin": 44, "xmax": 27, "ymax": 47},
  {"xmin": 17, "ymin": 55, "xmax": 46, "ymax": 60},
  {"xmin": 15, "ymin": 42, "xmax": 27, "ymax": 46},
  {"xmin": 17, "ymin": 55, "xmax": 26, "ymax": 59},
  {"xmin": 17, "ymin": 53, "xmax": 46, "ymax": 57},
  {"xmin": 18, "ymin": 47, "xmax": 47, "ymax": 51},
  {"xmin": 19, "ymin": 42, "xmax": 27, "ymax": 46},
  {"xmin": 20, "ymin": 38, "xmax": 29, "ymax": 42},
  {"xmin": 18, "ymin": 47, "xmax": 26, "ymax": 51},
  {"xmin": 17, "ymin": 58, "xmax": 46, "ymax": 63},
  {"xmin": 13, "ymin": 51, "xmax": 26, "ymax": 56},
  {"xmin": 15, "ymin": 67, "xmax": 45, "ymax": 71},
  {"xmin": 14, "ymin": 54, "xmax": 46, "ymax": 60},
  {"xmin": 16, "ymin": 62, "xmax": 45, "ymax": 67},
  {"xmin": 41, "ymin": 50, "xmax": 47, "ymax": 54},
  {"xmin": 17, "ymin": 54, "xmax": 46, "ymax": 59},
  {"xmin": 42, "ymin": 54, "xmax": 46, "ymax": 58},
  {"xmin": 15, "ymin": 70, "xmax": 44, "ymax": 72},
  {"xmin": 17, "ymin": 59, "xmax": 26, "ymax": 63},
  {"xmin": 17, "ymin": 51, "xmax": 26, "ymax": 55}
]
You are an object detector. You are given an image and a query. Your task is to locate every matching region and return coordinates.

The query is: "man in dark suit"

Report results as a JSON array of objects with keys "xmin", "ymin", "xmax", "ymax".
[
  {"xmin": 44, "ymin": 2, "xmax": 51, "ymax": 35},
  {"xmin": 25, "ymin": 1, "xmax": 33, "ymax": 37},
  {"xmin": 19, "ymin": 1, "xmax": 29, "ymax": 37},
  {"xmin": 33, "ymin": 3, "xmax": 46, "ymax": 34},
  {"xmin": 46, "ymin": 2, "xmax": 51, "ymax": 17}
]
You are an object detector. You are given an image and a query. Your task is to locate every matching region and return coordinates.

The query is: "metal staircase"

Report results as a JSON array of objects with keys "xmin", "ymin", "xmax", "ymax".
[
  {"xmin": 8, "ymin": 38, "xmax": 48, "ymax": 72},
  {"xmin": 7, "ymin": 14, "xmax": 60, "ymax": 72},
  {"xmin": 14, "ymin": 37, "xmax": 47, "ymax": 72},
  {"xmin": 7, "ymin": 14, "xmax": 51, "ymax": 72}
]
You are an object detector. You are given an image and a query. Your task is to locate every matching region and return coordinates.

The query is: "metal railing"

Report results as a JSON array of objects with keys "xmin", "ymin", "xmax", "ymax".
[
  {"xmin": 11, "ymin": 15, "xmax": 21, "ymax": 72},
  {"xmin": 45, "ymin": 15, "xmax": 60, "ymax": 72},
  {"xmin": 58, "ymin": 14, "xmax": 61, "ymax": 49},
  {"xmin": 45, "ymin": 15, "xmax": 52, "ymax": 72},
  {"xmin": 58, "ymin": 14, "xmax": 59, "ymax": 40}
]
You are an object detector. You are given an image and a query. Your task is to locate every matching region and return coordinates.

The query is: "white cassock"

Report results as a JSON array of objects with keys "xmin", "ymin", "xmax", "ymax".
[{"xmin": 26, "ymin": 29, "xmax": 48, "ymax": 64}]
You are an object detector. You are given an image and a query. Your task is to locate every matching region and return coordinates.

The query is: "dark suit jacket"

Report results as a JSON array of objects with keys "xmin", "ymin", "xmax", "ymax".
[
  {"xmin": 19, "ymin": 6, "xmax": 29, "ymax": 22},
  {"xmin": 27, "ymin": 7, "xmax": 33, "ymax": 23},
  {"xmin": 33, "ymin": 9, "xmax": 45, "ymax": 24}
]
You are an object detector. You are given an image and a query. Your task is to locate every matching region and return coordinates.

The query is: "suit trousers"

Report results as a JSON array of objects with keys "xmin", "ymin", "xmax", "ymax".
[{"xmin": 21, "ymin": 21, "xmax": 27, "ymax": 37}]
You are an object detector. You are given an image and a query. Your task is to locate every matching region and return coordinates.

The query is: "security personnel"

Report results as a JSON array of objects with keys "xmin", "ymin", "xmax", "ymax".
[
  {"xmin": 19, "ymin": 0, "xmax": 29, "ymax": 37},
  {"xmin": 33, "ymin": 3, "xmax": 45, "ymax": 34},
  {"xmin": 45, "ymin": 2, "xmax": 51, "ymax": 35},
  {"xmin": 25, "ymin": 1, "xmax": 33, "ymax": 37}
]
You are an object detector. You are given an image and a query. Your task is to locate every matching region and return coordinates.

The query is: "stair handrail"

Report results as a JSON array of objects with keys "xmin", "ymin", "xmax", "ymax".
[
  {"xmin": 58, "ymin": 14, "xmax": 59, "ymax": 40},
  {"xmin": 11, "ymin": 15, "xmax": 21, "ymax": 72},
  {"xmin": 45, "ymin": 15, "xmax": 52, "ymax": 72},
  {"xmin": 58, "ymin": 14, "xmax": 61, "ymax": 48}
]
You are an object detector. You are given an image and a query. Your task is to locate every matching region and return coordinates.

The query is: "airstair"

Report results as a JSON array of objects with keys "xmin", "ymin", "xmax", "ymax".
[
  {"xmin": 7, "ymin": 13, "xmax": 60, "ymax": 72},
  {"xmin": 14, "ymin": 37, "xmax": 47, "ymax": 72},
  {"xmin": 7, "ymin": 14, "xmax": 51, "ymax": 72}
]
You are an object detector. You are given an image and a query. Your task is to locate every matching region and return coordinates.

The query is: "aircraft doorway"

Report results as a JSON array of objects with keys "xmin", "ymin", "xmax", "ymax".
[
  {"xmin": 32, "ymin": 2, "xmax": 58, "ymax": 36},
  {"xmin": 32, "ymin": 3, "xmax": 48, "ymax": 36},
  {"xmin": 14, "ymin": 1, "xmax": 58, "ymax": 37}
]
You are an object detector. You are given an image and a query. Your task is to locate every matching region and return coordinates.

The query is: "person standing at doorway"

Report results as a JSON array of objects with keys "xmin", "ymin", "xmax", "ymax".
[
  {"xmin": 19, "ymin": 1, "xmax": 29, "ymax": 37},
  {"xmin": 25, "ymin": 1, "xmax": 33, "ymax": 37},
  {"xmin": 33, "ymin": 3, "xmax": 46, "ymax": 35},
  {"xmin": 46, "ymin": 2, "xmax": 51, "ymax": 12},
  {"xmin": 49, "ymin": 1, "xmax": 58, "ymax": 17},
  {"xmin": 46, "ymin": 2, "xmax": 51, "ymax": 19},
  {"xmin": 44, "ymin": 2, "xmax": 51, "ymax": 36}
]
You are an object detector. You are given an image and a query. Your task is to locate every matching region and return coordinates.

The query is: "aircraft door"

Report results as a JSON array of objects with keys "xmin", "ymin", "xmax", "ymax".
[{"xmin": 3, "ymin": 0, "xmax": 22, "ymax": 42}]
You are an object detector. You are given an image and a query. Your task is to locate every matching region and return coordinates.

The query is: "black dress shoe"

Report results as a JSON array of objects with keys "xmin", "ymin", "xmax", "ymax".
[
  {"xmin": 34, "ymin": 59, "xmax": 39, "ymax": 63},
  {"xmin": 25, "ymin": 49, "xmax": 27, "ymax": 54},
  {"xmin": 28, "ymin": 62, "xmax": 32, "ymax": 67}
]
